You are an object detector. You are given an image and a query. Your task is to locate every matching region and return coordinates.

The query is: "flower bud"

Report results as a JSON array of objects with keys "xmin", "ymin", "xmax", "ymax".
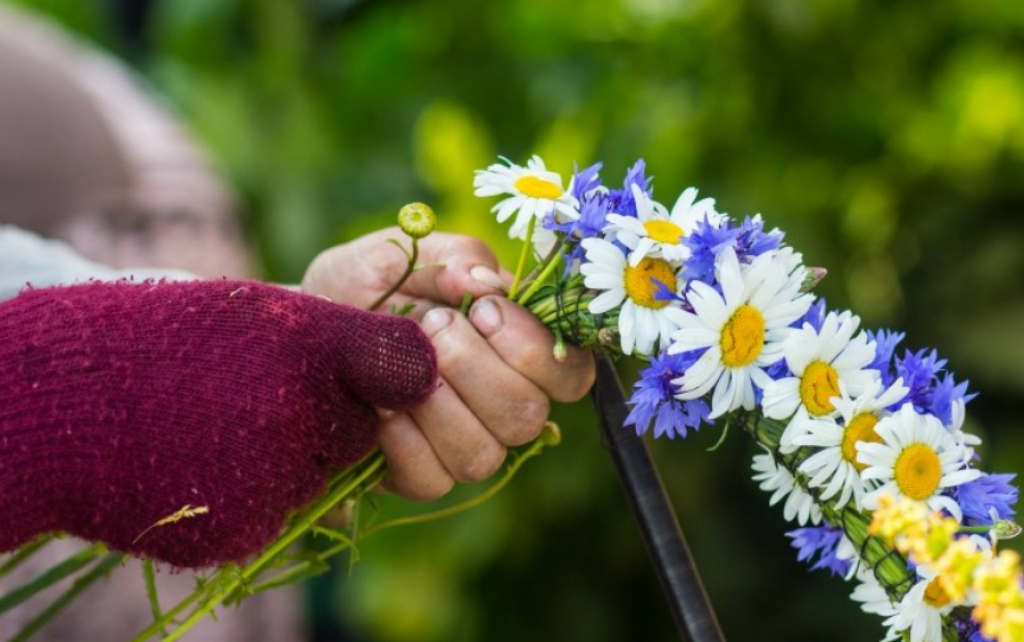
[
  {"xmin": 398, "ymin": 202, "xmax": 437, "ymax": 239},
  {"xmin": 993, "ymin": 519, "xmax": 1022, "ymax": 541},
  {"xmin": 538, "ymin": 421, "xmax": 562, "ymax": 447},
  {"xmin": 801, "ymin": 267, "xmax": 828, "ymax": 292},
  {"xmin": 552, "ymin": 337, "xmax": 568, "ymax": 363}
]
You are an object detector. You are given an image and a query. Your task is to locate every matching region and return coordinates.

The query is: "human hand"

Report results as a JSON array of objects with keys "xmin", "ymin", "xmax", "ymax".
[{"xmin": 301, "ymin": 227, "xmax": 596, "ymax": 500}]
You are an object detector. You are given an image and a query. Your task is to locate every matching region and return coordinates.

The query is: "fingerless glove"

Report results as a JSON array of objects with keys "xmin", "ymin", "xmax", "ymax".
[{"xmin": 0, "ymin": 280, "xmax": 437, "ymax": 568}]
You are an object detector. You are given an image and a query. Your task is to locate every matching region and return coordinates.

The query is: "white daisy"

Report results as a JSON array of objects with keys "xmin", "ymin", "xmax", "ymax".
[
  {"xmin": 781, "ymin": 378, "xmax": 909, "ymax": 510},
  {"xmin": 882, "ymin": 567, "xmax": 958, "ymax": 642},
  {"xmin": 762, "ymin": 310, "xmax": 878, "ymax": 421},
  {"xmin": 859, "ymin": 403, "xmax": 982, "ymax": 522},
  {"xmin": 945, "ymin": 398, "xmax": 982, "ymax": 459},
  {"xmin": 850, "ymin": 568, "xmax": 898, "ymax": 619},
  {"xmin": 834, "ymin": 534, "xmax": 863, "ymax": 580},
  {"xmin": 751, "ymin": 450, "xmax": 822, "ymax": 525},
  {"xmin": 473, "ymin": 155, "xmax": 579, "ymax": 240},
  {"xmin": 604, "ymin": 185, "xmax": 722, "ymax": 267},
  {"xmin": 666, "ymin": 247, "xmax": 814, "ymax": 418},
  {"xmin": 580, "ymin": 237, "xmax": 682, "ymax": 356}
]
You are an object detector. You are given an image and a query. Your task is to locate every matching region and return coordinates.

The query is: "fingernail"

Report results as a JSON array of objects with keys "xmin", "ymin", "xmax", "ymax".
[
  {"xmin": 470, "ymin": 265, "xmax": 506, "ymax": 291},
  {"xmin": 470, "ymin": 297, "xmax": 503, "ymax": 336},
  {"xmin": 421, "ymin": 308, "xmax": 453, "ymax": 336}
]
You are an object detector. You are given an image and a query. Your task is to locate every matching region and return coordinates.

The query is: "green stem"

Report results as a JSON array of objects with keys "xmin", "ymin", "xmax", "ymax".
[
  {"xmin": 10, "ymin": 554, "xmax": 123, "ymax": 642},
  {"xmin": 361, "ymin": 437, "xmax": 548, "ymax": 538},
  {"xmin": 130, "ymin": 579, "xmax": 214, "ymax": 642},
  {"xmin": 508, "ymin": 216, "xmax": 537, "ymax": 300},
  {"xmin": 0, "ymin": 543, "xmax": 106, "ymax": 615},
  {"xmin": 156, "ymin": 455, "xmax": 387, "ymax": 642},
  {"xmin": 142, "ymin": 561, "xmax": 166, "ymax": 637},
  {"xmin": 520, "ymin": 237, "xmax": 564, "ymax": 286},
  {"xmin": 0, "ymin": 535, "xmax": 53, "ymax": 579},
  {"xmin": 246, "ymin": 435, "xmax": 556, "ymax": 590},
  {"xmin": 516, "ymin": 251, "xmax": 564, "ymax": 307},
  {"xmin": 369, "ymin": 239, "xmax": 419, "ymax": 311}
]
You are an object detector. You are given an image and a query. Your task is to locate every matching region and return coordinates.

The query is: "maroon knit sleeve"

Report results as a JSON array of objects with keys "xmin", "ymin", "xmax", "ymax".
[{"xmin": 0, "ymin": 280, "xmax": 437, "ymax": 568}]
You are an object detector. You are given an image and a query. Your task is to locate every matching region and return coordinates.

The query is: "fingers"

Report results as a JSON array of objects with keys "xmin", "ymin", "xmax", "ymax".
[
  {"xmin": 468, "ymin": 296, "xmax": 596, "ymax": 403},
  {"xmin": 423, "ymin": 307, "xmax": 552, "ymax": 446},
  {"xmin": 377, "ymin": 411, "xmax": 454, "ymax": 501}
]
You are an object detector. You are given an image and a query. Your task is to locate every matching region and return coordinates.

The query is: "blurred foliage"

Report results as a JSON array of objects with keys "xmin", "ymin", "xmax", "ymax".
[{"xmin": 10, "ymin": 0, "xmax": 1024, "ymax": 639}]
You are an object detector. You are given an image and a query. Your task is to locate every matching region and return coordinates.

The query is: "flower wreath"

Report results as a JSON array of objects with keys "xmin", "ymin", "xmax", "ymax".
[{"xmin": 474, "ymin": 155, "xmax": 1022, "ymax": 642}]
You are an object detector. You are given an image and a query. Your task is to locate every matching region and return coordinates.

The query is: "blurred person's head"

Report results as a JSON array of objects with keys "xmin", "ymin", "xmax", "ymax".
[{"xmin": 0, "ymin": 5, "xmax": 251, "ymax": 279}]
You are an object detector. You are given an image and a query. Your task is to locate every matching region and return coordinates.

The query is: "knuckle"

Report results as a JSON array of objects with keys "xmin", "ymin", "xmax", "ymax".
[
  {"xmin": 402, "ymin": 475, "xmax": 455, "ymax": 503},
  {"xmin": 430, "ymin": 317, "xmax": 474, "ymax": 369},
  {"xmin": 551, "ymin": 352, "xmax": 597, "ymax": 402},
  {"xmin": 504, "ymin": 395, "xmax": 550, "ymax": 446},
  {"xmin": 453, "ymin": 442, "xmax": 506, "ymax": 483},
  {"xmin": 445, "ymin": 234, "xmax": 494, "ymax": 262}
]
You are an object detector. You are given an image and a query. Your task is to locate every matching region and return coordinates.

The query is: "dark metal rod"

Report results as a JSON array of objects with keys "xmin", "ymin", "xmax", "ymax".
[{"xmin": 590, "ymin": 354, "xmax": 724, "ymax": 642}]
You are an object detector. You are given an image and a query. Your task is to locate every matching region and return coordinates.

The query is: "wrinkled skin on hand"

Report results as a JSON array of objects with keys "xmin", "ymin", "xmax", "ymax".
[{"xmin": 302, "ymin": 228, "xmax": 596, "ymax": 500}]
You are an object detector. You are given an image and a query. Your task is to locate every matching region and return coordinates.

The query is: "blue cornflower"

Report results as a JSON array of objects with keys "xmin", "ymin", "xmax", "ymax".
[
  {"xmin": 605, "ymin": 159, "xmax": 653, "ymax": 218},
  {"xmin": 797, "ymin": 298, "xmax": 827, "ymax": 332},
  {"xmin": 682, "ymin": 215, "xmax": 784, "ymax": 287},
  {"xmin": 733, "ymin": 215, "xmax": 784, "ymax": 264},
  {"xmin": 954, "ymin": 473, "xmax": 1018, "ymax": 525},
  {"xmin": 931, "ymin": 372, "xmax": 977, "ymax": 428},
  {"xmin": 891, "ymin": 347, "xmax": 975, "ymax": 425},
  {"xmin": 626, "ymin": 350, "xmax": 711, "ymax": 439},
  {"xmin": 549, "ymin": 192, "xmax": 612, "ymax": 266},
  {"xmin": 571, "ymin": 162, "xmax": 603, "ymax": 202},
  {"xmin": 952, "ymin": 616, "xmax": 994, "ymax": 642},
  {"xmin": 786, "ymin": 524, "xmax": 851, "ymax": 578},
  {"xmin": 682, "ymin": 216, "xmax": 741, "ymax": 285},
  {"xmin": 865, "ymin": 329, "xmax": 904, "ymax": 387}
]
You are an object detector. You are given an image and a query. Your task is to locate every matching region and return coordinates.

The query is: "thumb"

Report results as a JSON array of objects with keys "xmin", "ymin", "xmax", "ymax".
[
  {"xmin": 302, "ymin": 229, "xmax": 511, "ymax": 311},
  {"xmin": 398, "ymin": 232, "xmax": 511, "ymax": 307},
  {"xmin": 315, "ymin": 302, "xmax": 439, "ymax": 410}
]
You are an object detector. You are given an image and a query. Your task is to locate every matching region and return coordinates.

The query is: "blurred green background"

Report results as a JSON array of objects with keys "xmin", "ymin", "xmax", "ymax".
[{"xmin": 11, "ymin": 0, "xmax": 1024, "ymax": 639}]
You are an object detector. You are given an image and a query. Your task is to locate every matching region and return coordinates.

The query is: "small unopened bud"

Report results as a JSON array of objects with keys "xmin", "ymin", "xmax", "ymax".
[
  {"xmin": 993, "ymin": 519, "xmax": 1022, "ymax": 540},
  {"xmin": 538, "ymin": 421, "xmax": 562, "ymax": 447},
  {"xmin": 801, "ymin": 267, "xmax": 827, "ymax": 292},
  {"xmin": 398, "ymin": 202, "xmax": 437, "ymax": 239},
  {"xmin": 553, "ymin": 337, "xmax": 568, "ymax": 363},
  {"xmin": 598, "ymin": 327, "xmax": 617, "ymax": 347}
]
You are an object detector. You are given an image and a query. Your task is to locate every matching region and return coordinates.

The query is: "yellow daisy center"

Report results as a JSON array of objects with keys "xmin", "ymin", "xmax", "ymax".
[
  {"xmin": 720, "ymin": 305, "xmax": 766, "ymax": 368},
  {"xmin": 514, "ymin": 175, "xmax": 563, "ymax": 199},
  {"xmin": 841, "ymin": 412, "xmax": 882, "ymax": 472},
  {"xmin": 924, "ymin": 578, "xmax": 952, "ymax": 608},
  {"xmin": 643, "ymin": 220, "xmax": 685, "ymax": 245},
  {"xmin": 894, "ymin": 443, "xmax": 943, "ymax": 501},
  {"xmin": 799, "ymin": 360, "xmax": 840, "ymax": 416},
  {"xmin": 623, "ymin": 258, "xmax": 676, "ymax": 310}
]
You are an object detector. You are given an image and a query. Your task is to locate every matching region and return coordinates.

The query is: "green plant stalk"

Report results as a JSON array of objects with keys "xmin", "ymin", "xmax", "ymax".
[
  {"xmin": 0, "ymin": 543, "xmax": 105, "ymax": 615},
  {"xmin": 369, "ymin": 238, "xmax": 419, "ymax": 311},
  {"xmin": 142, "ymin": 560, "xmax": 167, "ymax": 637},
  {"xmin": 516, "ymin": 251, "xmax": 564, "ymax": 307},
  {"xmin": 130, "ymin": 578, "xmax": 214, "ymax": 642},
  {"xmin": 10, "ymin": 554, "xmax": 123, "ymax": 642},
  {"xmin": 0, "ymin": 535, "xmax": 53, "ymax": 579},
  {"xmin": 519, "ymin": 278, "xmax": 621, "ymax": 353},
  {"xmin": 362, "ymin": 434, "xmax": 550, "ymax": 538},
  {"xmin": 135, "ymin": 450, "xmax": 386, "ymax": 639},
  {"xmin": 155, "ymin": 454, "xmax": 387, "ymax": 642},
  {"xmin": 508, "ymin": 217, "xmax": 537, "ymax": 300},
  {"xmin": 235, "ymin": 435, "xmax": 555, "ymax": 600}
]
